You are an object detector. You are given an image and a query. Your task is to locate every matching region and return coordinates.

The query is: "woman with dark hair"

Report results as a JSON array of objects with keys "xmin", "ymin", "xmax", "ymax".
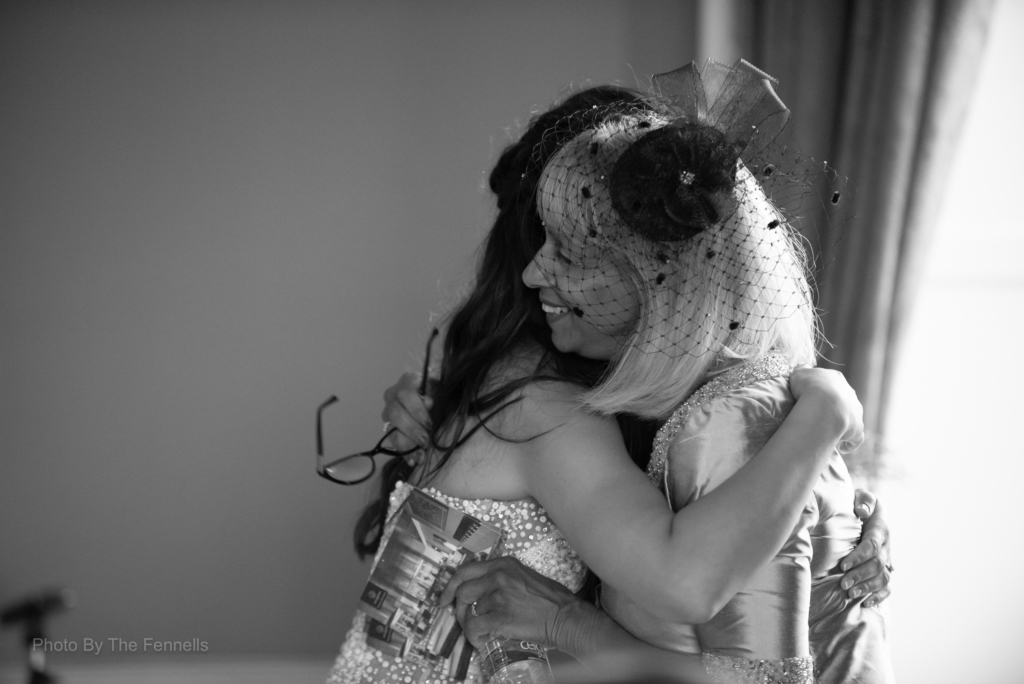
[
  {"xmin": 330, "ymin": 73, "xmax": 890, "ymax": 684},
  {"xmin": 351, "ymin": 85, "xmax": 651, "ymax": 563}
]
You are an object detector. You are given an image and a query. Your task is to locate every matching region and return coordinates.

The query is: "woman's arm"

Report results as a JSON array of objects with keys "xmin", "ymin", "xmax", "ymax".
[
  {"xmin": 478, "ymin": 372, "xmax": 858, "ymax": 624},
  {"xmin": 391, "ymin": 371, "xmax": 880, "ymax": 623},
  {"xmin": 444, "ymin": 556, "xmax": 711, "ymax": 682},
  {"xmin": 385, "ymin": 370, "xmax": 893, "ymax": 606}
]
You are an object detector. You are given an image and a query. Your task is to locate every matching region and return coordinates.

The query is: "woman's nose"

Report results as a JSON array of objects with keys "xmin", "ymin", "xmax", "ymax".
[{"xmin": 522, "ymin": 255, "xmax": 549, "ymax": 289}]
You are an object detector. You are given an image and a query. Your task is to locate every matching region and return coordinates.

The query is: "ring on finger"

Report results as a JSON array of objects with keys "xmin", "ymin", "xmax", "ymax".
[{"xmin": 470, "ymin": 601, "xmax": 479, "ymax": 617}]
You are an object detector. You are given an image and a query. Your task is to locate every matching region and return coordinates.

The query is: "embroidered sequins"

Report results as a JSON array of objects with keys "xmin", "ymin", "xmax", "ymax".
[
  {"xmin": 327, "ymin": 482, "xmax": 587, "ymax": 683},
  {"xmin": 702, "ymin": 653, "xmax": 815, "ymax": 684},
  {"xmin": 647, "ymin": 354, "xmax": 793, "ymax": 487}
]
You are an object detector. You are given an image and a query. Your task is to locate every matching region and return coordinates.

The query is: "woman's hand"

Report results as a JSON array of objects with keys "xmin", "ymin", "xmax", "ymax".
[
  {"xmin": 839, "ymin": 489, "xmax": 893, "ymax": 608},
  {"xmin": 381, "ymin": 372, "xmax": 432, "ymax": 452},
  {"xmin": 438, "ymin": 557, "xmax": 600, "ymax": 652},
  {"xmin": 790, "ymin": 370, "xmax": 892, "ymax": 605},
  {"xmin": 439, "ymin": 557, "xmax": 711, "ymax": 681},
  {"xmin": 789, "ymin": 367, "xmax": 864, "ymax": 455}
]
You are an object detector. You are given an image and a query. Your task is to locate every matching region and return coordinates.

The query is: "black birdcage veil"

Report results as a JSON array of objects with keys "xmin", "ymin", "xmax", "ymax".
[{"xmin": 530, "ymin": 60, "xmax": 847, "ymax": 365}]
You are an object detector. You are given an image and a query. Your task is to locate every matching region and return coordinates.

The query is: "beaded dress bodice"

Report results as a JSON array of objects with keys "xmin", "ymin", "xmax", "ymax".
[{"xmin": 327, "ymin": 481, "xmax": 587, "ymax": 684}]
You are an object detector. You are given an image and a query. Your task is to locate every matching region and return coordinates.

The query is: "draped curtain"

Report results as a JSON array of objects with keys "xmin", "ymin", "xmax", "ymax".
[{"xmin": 715, "ymin": 0, "xmax": 996, "ymax": 478}]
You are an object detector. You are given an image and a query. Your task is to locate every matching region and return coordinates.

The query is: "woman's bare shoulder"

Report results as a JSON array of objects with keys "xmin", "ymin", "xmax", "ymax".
[
  {"xmin": 481, "ymin": 342, "xmax": 545, "ymax": 387},
  {"xmin": 476, "ymin": 344, "xmax": 617, "ymax": 441},
  {"xmin": 505, "ymin": 379, "xmax": 616, "ymax": 442}
]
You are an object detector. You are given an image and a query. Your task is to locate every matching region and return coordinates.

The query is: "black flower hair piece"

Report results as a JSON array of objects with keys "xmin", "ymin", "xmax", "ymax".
[{"xmin": 609, "ymin": 123, "xmax": 742, "ymax": 242}]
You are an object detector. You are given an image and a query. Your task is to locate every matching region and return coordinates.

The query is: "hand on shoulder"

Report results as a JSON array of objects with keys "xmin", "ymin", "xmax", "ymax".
[{"xmin": 789, "ymin": 366, "xmax": 864, "ymax": 453}]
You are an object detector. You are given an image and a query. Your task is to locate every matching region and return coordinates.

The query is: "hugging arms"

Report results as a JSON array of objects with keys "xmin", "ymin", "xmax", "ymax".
[
  {"xmin": 382, "ymin": 367, "xmax": 892, "ymax": 653},
  {"xmin": 329, "ymin": 66, "xmax": 893, "ymax": 684}
]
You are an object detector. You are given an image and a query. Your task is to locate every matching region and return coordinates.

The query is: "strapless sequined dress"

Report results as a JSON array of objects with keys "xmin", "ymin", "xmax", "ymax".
[
  {"xmin": 327, "ymin": 481, "xmax": 587, "ymax": 684},
  {"xmin": 603, "ymin": 355, "xmax": 893, "ymax": 684}
]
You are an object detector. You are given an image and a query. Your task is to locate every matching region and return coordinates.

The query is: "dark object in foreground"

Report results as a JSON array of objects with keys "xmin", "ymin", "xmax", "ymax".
[{"xmin": 1, "ymin": 588, "xmax": 75, "ymax": 684}]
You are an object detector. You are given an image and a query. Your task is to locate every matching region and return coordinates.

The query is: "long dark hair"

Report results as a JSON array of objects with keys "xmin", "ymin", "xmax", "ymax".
[{"xmin": 355, "ymin": 86, "xmax": 655, "ymax": 559}]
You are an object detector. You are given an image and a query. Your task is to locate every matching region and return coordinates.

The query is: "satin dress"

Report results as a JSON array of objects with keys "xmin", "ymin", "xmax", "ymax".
[
  {"xmin": 602, "ymin": 355, "xmax": 893, "ymax": 684},
  {"xmin": 327, "ymin": 481, "xmax": 587, "ymax": 684}
]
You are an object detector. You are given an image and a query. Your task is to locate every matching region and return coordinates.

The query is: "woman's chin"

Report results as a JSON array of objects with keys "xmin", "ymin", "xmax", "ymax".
[
  {"xmin": 550, "ymin": 333, "xmax": 576, "ymax": 354},
  {"xmin": 551, "ymin": 335, "xmax": 617, "ymax": 361},
  {"xmin": 550, "ymin": 330, "xmax": 589, "ymax": 357},
  {"xmin": 547, "ymin": 319, "xmax": 622, "ymax": 360}
]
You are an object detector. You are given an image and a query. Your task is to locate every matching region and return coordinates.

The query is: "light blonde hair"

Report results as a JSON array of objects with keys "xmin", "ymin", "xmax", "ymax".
[{"xmin": 538, "ymin": 117, "xmax": 818, "ymax": 420}]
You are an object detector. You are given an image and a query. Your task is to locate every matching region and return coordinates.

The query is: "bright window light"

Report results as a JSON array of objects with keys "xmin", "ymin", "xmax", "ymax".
[{"xmin": 883, "ymin": 1, "xmax": 1024, "ymax": 682}]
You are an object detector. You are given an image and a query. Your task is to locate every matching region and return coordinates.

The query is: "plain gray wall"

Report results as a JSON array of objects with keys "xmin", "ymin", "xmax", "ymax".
[{"xmin": 0, "ymin": 0, "xmax": 696, "ymax": 661}]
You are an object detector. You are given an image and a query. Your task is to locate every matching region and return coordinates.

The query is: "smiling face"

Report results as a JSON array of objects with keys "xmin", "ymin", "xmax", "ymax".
[
  {"xmin": 522, "ymin": 222, "xmax": 640, "ymax": 360},
  {"xmin": 522, "ymin": 127, "xmax": 643, "ymax": 361}
]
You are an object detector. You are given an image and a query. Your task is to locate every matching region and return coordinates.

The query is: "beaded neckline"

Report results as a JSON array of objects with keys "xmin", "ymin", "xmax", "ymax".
[
  {"xmin": 391, "ymin": 481, "xmax": 554, "ymax": 541},
  {"xmin": 646, "ymin": 354, "xmax": 793, "ymax": 487},
  {"xmin": 387, "ymin": 482, "xmax": 585, "ymax": 590},
  {"xmin": 393, "ymin": 481, "xmax": 547, "ymax": 519}
]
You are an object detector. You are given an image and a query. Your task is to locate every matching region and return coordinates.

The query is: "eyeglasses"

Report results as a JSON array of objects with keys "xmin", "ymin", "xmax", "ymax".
[{"xmin": 316, "ymin": 329, "xmax": 438, "ymax": 485}]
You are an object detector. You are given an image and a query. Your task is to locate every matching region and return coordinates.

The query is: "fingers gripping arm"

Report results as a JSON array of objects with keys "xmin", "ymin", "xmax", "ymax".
[
  {"xmin": 839, "ymin": 489, "xmax": 894, "ymax": 606},
  {"xmin": 439, "ymin": 558, "xmax": 708, "ymax": 680}
]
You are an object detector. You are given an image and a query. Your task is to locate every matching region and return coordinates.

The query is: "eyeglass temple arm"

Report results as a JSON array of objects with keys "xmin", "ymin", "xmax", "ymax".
[
  {"xmin": 316, "ymin": 395, "xmax": 339, "ymax": 456},
  {"xmin": 418, "ymin": 328, "xmax": 439, "ymax": 395},
  {"xmin": 316, "ymin": 327, "xmax": 434, "ymax": 462}
]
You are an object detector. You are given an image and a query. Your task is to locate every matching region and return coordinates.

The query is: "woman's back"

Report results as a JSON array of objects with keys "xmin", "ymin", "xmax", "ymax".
[
  {"xmin": 416, "ymin": 348, "xmax": 613, "ymax": 501},
  {"xmin": 333, "ymin": 351, "xmax": 605, "ymax": 681}
]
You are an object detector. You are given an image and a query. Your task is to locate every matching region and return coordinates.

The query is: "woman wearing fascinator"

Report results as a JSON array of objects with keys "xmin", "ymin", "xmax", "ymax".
[{"xmin": 335, "ymin": 60, "xmax": 893, "ymax": 684}]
